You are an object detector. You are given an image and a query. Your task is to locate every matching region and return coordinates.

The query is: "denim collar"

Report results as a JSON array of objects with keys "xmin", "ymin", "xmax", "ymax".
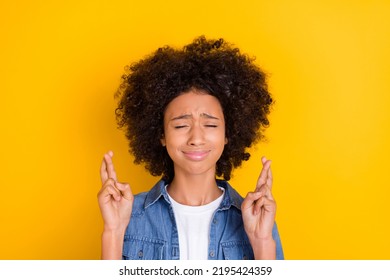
[{"xmin": 144, "ymin": 179, "xmax": 242, "ymax": 211}]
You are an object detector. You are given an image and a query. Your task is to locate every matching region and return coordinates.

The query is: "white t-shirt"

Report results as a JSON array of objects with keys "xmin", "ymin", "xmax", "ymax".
[{"xmin": 168, "ymin": 189, "xmax": 224, "ymax": 260}]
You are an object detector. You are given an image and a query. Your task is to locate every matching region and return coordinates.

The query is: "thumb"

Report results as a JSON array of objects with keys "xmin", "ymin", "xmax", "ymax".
[
  {"xmin": 241, "ymin": 191, "xmax": 262, "ymax": 211},
  {"xmin": 115, "ymin": 182, "xmax": 134, "ymax": 202}
]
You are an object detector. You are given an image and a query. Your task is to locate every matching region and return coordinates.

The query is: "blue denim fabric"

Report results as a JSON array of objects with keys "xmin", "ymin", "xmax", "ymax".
[{"xmin": 122, "ymin": 179, "xmax": 284, "ymax": 260}]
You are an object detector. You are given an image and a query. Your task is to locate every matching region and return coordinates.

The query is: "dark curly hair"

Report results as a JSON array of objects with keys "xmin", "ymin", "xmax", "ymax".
[{"xmin": 115, "ymin": 36, "xmax": 273, "ymax": 182}]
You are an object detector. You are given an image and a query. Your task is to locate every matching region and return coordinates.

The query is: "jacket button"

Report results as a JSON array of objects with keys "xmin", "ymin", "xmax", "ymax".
[
  {"xmin": 213, "ymin": 218, "xmax": 217, "ymax": 224},
  {"xmin": 138, "ymin": 250, "xmax": 143, "ymax": 258},
  {"xmin": 209, "ymin": 251, "xmax": 215, "ymax": 258}
]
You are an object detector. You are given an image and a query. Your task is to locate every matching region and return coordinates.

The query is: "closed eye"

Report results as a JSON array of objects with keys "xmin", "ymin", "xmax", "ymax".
[
  {"xmin": 205, "ymin": 125, "xmax": 218, "ymax": 128},
  {"xmin": 174, "ymin": 125, "xmax": 188, "ymax": 129}
]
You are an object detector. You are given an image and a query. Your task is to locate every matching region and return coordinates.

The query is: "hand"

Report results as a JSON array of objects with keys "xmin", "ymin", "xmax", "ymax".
[
  {"xmin": 242, "ymin": 156, "xmax": 276, "ymax": 241},
  {"xmin": 97, "ymin": 151, "xmax": 133, "ymax": 233}
]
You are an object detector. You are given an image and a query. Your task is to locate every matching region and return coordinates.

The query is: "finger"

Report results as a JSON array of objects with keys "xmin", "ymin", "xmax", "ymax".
[
  {"xmin": 99, "ymin": 178, "xmax": 122, "ymax": 201},
  {"xmin": 104, "ymin": 151, "xmax": 118, "ymax": 182},
  {"xmin": 241, "ymin": 191, "xmax": 263, "ymax": 211},
  {"xmin": 267, "ymin": 163, "xmax": 273, "ymax": 190},
  {"xmin": 115, "ymin": 182, "xmax": 134, "ymax": 202},
  {"xmin": 254, "ymin": 195, "xmax": 276, "ymax": 216},
  {"xmin": 257, "ymin": 183, "xmax": 274, "ymax": 201},
  {"xmin": 105, "ymin": 185, "xmax": 122, "ymax": 201},
  {"xmin": 256, "ymin": 157, "xmax": 271, "ymax": 191},
  {"xmin": 100, "ymin": 156, "xmax": 109, "ymax": 184}
]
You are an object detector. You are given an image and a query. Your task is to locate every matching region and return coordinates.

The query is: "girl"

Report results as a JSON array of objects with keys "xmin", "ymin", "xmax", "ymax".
[{"xmin": 98, "ymin": 36, "xmax": 283, "ymax": 260}]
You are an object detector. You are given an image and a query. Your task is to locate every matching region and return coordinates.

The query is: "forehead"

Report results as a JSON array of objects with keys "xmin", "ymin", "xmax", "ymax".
[{"xmin": 164, "ymin": 91, "xmax": 224, "ymax": 118}]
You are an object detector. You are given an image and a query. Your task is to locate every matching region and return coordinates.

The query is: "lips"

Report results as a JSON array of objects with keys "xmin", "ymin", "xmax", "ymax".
[{"xmin": 182, "ymin": 150, "xmax": 210, "ymax": 161}]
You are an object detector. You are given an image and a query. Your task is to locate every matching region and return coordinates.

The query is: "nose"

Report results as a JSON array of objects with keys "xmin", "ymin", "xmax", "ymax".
[{"xmin": 187, "ymin": 124, "xmax": 205, "ymax": 146}]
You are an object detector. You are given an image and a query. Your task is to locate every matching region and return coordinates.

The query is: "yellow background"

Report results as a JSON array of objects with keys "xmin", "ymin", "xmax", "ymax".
[{"xmin": 1, "ymin": 0, "xmax": 389, "ymax": 259}]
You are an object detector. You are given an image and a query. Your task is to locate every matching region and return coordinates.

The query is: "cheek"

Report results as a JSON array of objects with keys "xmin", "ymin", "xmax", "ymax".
[
  {"xmin": 210, "ymin": 131, "xmax": 227, "ymax": 149},
  {"xmin": 164, "ymin": 133, "xmax": 182, "ymax": 150},
  {"xmin": 164, "ymin": 140, "xmax": 177, "ymax": 160}
]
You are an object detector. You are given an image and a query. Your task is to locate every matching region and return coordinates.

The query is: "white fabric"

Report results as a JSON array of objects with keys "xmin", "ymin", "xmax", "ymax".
[{"xmin": 168, "ymin": 189, "xmax": 224, "ymax": 260}]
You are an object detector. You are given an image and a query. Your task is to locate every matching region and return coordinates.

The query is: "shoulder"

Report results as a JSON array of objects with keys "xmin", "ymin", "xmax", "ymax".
[
  {"xmin": 132, "ymin": 191, "xmax": 148, "ymax": 211},
  {"xmin": 216, "ymin": 180, "xmax": 244, "ymax": 210},
  {"xmin": 132, "ymin": 179, "xmax": 168, "ymax": 214}
]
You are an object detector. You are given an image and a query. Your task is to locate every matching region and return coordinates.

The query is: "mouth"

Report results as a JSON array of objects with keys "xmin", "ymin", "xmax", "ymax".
[{"xmin": 182, "ymin": 150, "xmax": 210, "ymax": 161}]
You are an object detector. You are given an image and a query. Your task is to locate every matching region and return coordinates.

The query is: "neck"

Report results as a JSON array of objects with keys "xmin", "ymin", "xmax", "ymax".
[{"xmin": 167, "ymin": 171, "xmax": 222, "ymax": 206}]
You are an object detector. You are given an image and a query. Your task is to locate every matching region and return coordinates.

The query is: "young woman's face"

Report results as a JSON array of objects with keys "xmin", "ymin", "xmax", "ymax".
[{"xmin": 161, "ymin": 90, "xmax": 227, "ymax": 178}]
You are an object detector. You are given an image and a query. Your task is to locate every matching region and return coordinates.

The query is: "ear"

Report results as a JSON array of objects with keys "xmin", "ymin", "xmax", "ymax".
[
  {"xmin": 160, "ymin": 135, "xmax": 166, "ymax": 146},
  {"xmin": 224, "ymin": 137, "xmax": 228, "ymax": 145}
]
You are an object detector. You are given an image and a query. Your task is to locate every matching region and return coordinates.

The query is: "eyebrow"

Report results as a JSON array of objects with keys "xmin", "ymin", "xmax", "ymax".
[{"xmin": 170, "ymin": 113, "xmax": 220, "ymax": 121}]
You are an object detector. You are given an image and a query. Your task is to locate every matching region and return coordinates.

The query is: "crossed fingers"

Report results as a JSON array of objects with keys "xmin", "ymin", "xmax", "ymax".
[
  {"xmin": 99, "ymin": 151, "xmax": 132, "ymax": 201},
  {"xmin": 255, "ymin": 156, "xmax": 273, "ymax": 200},
  {"xmin": 100, "ymin": 150, "xmax": 117, "ymax": 184}
]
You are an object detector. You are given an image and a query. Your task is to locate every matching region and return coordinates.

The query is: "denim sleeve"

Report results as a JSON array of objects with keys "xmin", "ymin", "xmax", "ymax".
[{"xmin": 272, "ymin": 222, "xmax": 284, "ymax": 260}]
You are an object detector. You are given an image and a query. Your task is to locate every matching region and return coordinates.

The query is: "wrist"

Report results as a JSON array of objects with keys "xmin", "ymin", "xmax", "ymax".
[
  {"xmin": 103, "ymin": 224, "xmax": 127, "ymax": 235},
  {"xmin": 249, "ymin": 237, "xmax": 276, "ymax": 260},
  {"xmin": 102, "ymin": 228, "xmax": 126, "ymax": 238},
  {"xmin": 101, "ymin": 229, "xmax": 125, "ymax": 260}
]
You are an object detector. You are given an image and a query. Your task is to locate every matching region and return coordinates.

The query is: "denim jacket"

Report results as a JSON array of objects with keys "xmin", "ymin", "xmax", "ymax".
[{"xmin": 122, "ymin": 179, "xmax": 284, "ymax": 260}]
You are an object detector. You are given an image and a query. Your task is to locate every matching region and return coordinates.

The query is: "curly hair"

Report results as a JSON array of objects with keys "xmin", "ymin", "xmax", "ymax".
[{"xmin": 115, "ymin": 36, "xmax": 273, "ymax": 182}]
